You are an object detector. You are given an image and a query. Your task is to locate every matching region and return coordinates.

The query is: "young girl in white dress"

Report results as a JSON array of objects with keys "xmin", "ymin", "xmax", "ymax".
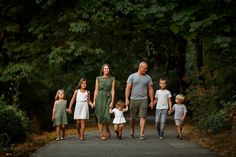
[
  {"xmin": 109, "ymin": 100, "xmax": 128, "ymax": 139},
  {"xmin": 68, "ymin": 78, "xmax": 93, "ymax": 140}
]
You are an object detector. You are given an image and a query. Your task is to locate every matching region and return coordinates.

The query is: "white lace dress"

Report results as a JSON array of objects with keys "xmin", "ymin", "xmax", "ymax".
[{"xmin": 74, "ymin": 90, "xmax": 89, "ymax": 119}]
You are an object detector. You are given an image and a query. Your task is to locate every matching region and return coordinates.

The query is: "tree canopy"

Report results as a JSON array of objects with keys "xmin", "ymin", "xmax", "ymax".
[{"xmin": 0, "ymin": 0, "xmax": 235, "ymax": 136}]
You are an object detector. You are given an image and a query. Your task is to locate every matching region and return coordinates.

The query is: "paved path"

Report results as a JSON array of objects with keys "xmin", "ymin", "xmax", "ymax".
[{"xmin": 32, "ymin": 117, "xmax": 220, "ymax": 157}]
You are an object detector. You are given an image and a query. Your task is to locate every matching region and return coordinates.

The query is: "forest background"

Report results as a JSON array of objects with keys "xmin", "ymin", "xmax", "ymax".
[{"xmin": 0, "ymin": 0, "xmax": 235, "ymax": 156}]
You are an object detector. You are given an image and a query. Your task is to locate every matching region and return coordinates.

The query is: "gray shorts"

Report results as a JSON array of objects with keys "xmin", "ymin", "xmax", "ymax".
[{"xmin": 130, "ymin": 99, "xmax": 148, "ymax": 119}]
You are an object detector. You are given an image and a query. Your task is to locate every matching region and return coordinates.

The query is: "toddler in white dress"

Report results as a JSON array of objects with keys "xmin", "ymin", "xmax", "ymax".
[{"xmin": 109, "ymin": 100, "xmax": 128, "ymax": 139}]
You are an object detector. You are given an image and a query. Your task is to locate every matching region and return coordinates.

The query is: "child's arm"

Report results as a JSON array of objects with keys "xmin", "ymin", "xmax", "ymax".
[
  {"xmin": 168, "ymin": 97, "xmax": 172, "ymax": 114},
  {"xmin": 67, "ymin": 90, "xmax": 77, "ymax": 113},
  {"xmin": 87, "ymin": 91, "xmax": 94, "ymax": 109},
  {"xmin": 182, "ymin": 112, "xmax": 187, "ymax": 121},
  {"xmin": 169, "ymin": 105, "xmax": 175, "ymax": 116},
  {"xmin": 52, "ymin": 101, "xmax": 56, "ymax": 121},
  {"xmin": 182, "ymin": 106, "xmax": 187, "ymax": 121},
  {"xmin": 109, "ymin": 108, "xmax": 113, "ymax": 114},
  {"xmin": 153, "ymin": 98, "xmax": 157, "ymax": 105}
]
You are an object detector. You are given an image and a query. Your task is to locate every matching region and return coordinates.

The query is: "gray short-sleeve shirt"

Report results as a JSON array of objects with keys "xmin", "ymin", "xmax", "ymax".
[
  {"xmin": 127, "ymin": 72, "xmax": 153, "ymax": 100},
  {"xmin": 172, "ymin": 104, "xmax": 187, "ymax": 120}
]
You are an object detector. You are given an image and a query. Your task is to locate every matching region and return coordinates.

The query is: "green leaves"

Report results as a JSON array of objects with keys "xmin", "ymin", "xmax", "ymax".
[
  {"xmin": 0, "ymin": 63, "xmax": 35, "ymax": 81},
  {"xmin": 189, "ymin": 14, "xmax": 219, "ymax": 32},
  {"xmin": 69, "ymin": 21, "xmax": 90, "ymax": 33},
  {"xmin": 0, "ymin": 0, "xmax": 235, "ymax": 136},
  {"xmin": 0, "ymin": 101, "xmax": 30, "ymax": 143},
  {"xmin": 115, "ymin": 0, "xmax": 134, "ymax": 15}
]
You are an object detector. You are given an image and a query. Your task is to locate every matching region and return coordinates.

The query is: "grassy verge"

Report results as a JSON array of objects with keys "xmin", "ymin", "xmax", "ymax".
[
  {"xmin": 0, "ymin": 124, "xmax": 97, "ymax": 157},
  {"xmin": 184, "ymin": 124, "xmax": 236, "ymax": 157}
]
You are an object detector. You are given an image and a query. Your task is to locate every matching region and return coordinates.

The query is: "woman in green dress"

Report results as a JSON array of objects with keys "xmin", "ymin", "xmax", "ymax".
[{"xmin": 93, "ymin": 64, "xmax": 115, "ymax": 140}]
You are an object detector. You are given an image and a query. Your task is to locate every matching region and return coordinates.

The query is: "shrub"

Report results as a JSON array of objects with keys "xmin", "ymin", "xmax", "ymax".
[
  {"xmin": 0, "ymin": 101, "xmax": 30, "ymax": 144},
  {"xmin": 198, "ymin": 109, "xmax": 231, "ymax": 135}
]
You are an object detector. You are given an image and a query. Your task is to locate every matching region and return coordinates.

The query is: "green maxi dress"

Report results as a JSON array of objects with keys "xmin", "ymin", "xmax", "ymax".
[
  {"xmin": 53, "ymin": 100, "xmax": 68, "ymax": 126},
  {"xmin": 95, "ymin": 76, "xmax": 114, "ymax": 123}
]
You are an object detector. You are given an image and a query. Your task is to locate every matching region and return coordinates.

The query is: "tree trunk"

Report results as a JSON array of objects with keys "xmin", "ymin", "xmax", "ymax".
[
  {"xmin": 195, "ymin": 34, "xmax": 203, "ymax": 71},
  {"xmin": 176, "ymin": 36, "xmax": 187, "ymax": 94},
  {"xmin": 195, "ymin": 33, "xmax": 205, "ymax": 82}
]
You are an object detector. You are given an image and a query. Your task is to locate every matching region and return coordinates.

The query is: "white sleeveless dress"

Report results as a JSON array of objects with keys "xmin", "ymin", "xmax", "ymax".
[{"xmin": 74, "ymin": 90, "xmax": 89, "ymax": 119}]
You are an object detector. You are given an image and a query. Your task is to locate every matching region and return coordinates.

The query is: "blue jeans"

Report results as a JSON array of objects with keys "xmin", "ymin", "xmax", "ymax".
[{"xmin": 155, "ymin": 109, "xmax": 168, "ymax": 137}]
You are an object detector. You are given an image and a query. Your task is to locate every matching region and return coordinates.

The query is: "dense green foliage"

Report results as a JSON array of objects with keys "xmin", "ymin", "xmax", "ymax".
[
  {"xmin": 0, "ymin": 101, "xmax": 30, "ymax": 144},
  {"xmin": 0, "ymin": 0, "xmax": 235, "ymax": 144}
]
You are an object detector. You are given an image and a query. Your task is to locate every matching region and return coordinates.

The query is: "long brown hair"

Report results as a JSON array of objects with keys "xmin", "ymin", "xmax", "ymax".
[
  {"xmin": 100, "ymin": 63, "xmax": 112, "ymax": 76},
  {"xmin": 76, "ymin": 78, "xmax": 88, "ymax": 89}
]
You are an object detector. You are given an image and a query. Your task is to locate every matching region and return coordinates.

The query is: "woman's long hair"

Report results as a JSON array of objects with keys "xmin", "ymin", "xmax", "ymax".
[{"xmin": 100, "ymin": 63, "xmax": 112, "ymax": 77}]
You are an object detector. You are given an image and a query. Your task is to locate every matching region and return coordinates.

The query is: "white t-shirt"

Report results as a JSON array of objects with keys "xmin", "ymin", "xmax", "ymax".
[{"xmin": 155, "ymin": 89, "xmax": 172, "ymax": 109}]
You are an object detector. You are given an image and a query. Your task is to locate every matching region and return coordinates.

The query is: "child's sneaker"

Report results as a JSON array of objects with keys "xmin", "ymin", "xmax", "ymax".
[
  {"xmin": 159, "ymin": 136, "xmax": 163, "ymax": 140},
  {"xmin": 56, "ymin": 137, "xmax": 60, "ymax": 141}
]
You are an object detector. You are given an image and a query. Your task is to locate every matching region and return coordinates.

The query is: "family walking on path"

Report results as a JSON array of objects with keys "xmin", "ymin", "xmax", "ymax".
[
  {"xmin": 52, "ymin": 61, "xmax": 188, "ymax": 141},
  {"xmin": 42, "ymin": 61, "xmax": 221, "ymax": 157}
]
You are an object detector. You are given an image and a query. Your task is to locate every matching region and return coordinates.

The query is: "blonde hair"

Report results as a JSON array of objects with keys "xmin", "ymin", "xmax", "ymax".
[
  {"xmin": 115, "ymin": 100, "xmax": 124, "ymax": 109},
  {"xmin": 54, "ymin": 89, "xmax": 65, "ymax": 100},
  {"xmin": 176, "ymin": 94, "xmax": 185, "ymax": 104}
]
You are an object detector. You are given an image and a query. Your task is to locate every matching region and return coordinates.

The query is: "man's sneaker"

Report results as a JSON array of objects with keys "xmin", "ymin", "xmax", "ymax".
[
  {"xmin": 140, "ymin": 135, "xmax": 145, "ymax": 140},
  {"xmin": 159, "ymin": 136, "xmax": 163, "ymax": 140}
]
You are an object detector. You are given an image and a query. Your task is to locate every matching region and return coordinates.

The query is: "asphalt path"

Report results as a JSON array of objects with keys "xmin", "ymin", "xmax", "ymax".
[{"xmin": 32, "ymin": 117, "xmax": 220, "ymax": 157}]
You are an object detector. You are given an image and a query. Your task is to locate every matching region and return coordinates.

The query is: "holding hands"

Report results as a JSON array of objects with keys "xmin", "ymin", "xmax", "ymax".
[
  {"xmin": 67, "ymin": 108, "xmax": 72, "ymax": 114},
  {"xmin": 125, "ymin": 99, "xmax": 129, "ymax": 107},
  {"xmin": 89, "ymin": 101, "xmax": 95, "ymax": 109},
  {"xmin": 168, "ymin": 109, "xmax": 172, "ymax": 115},
  {"xmin": 149, "ymin": 101, "xmax": 154, "ymax": 110}
]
